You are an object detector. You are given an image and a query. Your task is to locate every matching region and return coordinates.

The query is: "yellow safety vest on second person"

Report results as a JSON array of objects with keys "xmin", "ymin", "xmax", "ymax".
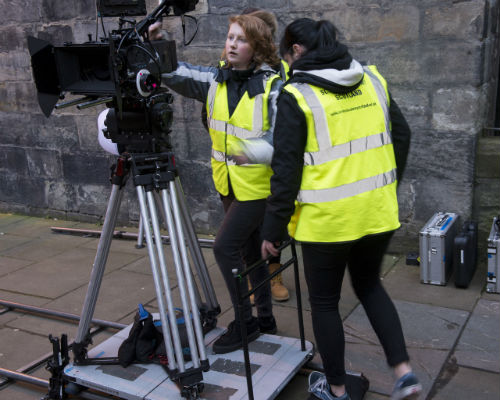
[
  {"xmin": 285, "ymin": 66, "xmax": 400, "ymax": 242},
  {"xmin": 206, "ymin": 73, "xmax": 280, "ymax": 201}
]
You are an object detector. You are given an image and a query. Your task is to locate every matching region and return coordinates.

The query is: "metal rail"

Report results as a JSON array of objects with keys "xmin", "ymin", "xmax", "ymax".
[
  {"xmin": 50, "ymin": 226, "xmax": 215, "ymax": 248},
  {"xmin": 0, "ymin": 300, "xmax": 127, "ymax": 330},
  {"xmin": 0, "ymin": 368, "xmax": 113, "ymax": 400}
]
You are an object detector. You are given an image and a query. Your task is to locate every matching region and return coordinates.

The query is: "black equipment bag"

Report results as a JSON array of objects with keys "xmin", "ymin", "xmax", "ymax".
[{"xmin": 453, "ymin": 221, "xmax": 478, "ymax": 288}]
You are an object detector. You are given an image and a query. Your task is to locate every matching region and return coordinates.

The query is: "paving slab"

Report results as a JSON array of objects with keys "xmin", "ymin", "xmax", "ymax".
[
  {"xmin": 0, "ymin": 214, "xmax": 31, "ymax": 229},
  {"xmin": 0, "ymin": 246, "xmax": 143, "ymax": 299},
  {"xmin": 343, "ymin": 300, "xmax": 469, "ymax": 398},
  {"xmin": 46, "ymin": 269, "xmax": 158, "ymax": 322},
  {"xmin": 0, "ymin": 309, "xmax": 25, "ymax": 326},
  {"xmin": 0, "ymin": 382, "xmax": 49, "ymax": 400},
  {"xmin": 346, "ymin": 342, "xmax": 445, "ymax": 398},
  {"xmin": 382, "ymin": 257, "xmax": 483, "ymax": 312},
  {"xmin": 6, "ymin": 312, "xmax": 84, "ymax": 340},
  {"xmin": 1, "ymin": 235, "xmax": 95, "ymax": 262},
  {"xmin": 453, "ymin": 299, "xmax": 500, "ymax": 373},
  {"xmin": 0, "ymin": 255, "xmax": 34, "ymax": 276},
  {"xmin": 345, "ymin": 300, "xmax": 468, "ymax": 352},
  {"xmin": 119, "ymin": 249, "xmax": 186, "ymax": 287},
  {"xmin": 0, "ymin": 290, "xmax": 52, "ymax": 307},
  {"xmin": 0, "ymin": 233, "xmax": 33, "ymax": 253},
  {"xmin": 0, "ymin": 327, "xmax": 53, "ymax": 370},
  {"xmin": 80, "ymin": 236, "xmax": 150, "ymax": 257},
  {"xmin": 0, "ymin": 217, "xmax": 75, "ymax": 238},
  {"xmin": 429, "ymin": 363, "xmax": 500, "ymax": 400}
]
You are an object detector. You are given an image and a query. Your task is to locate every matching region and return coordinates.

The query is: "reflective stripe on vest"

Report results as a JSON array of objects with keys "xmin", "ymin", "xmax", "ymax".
[
  {"xmin": 364, "ymin": 67, "xmax": 391, "ymax": 137},
  {"xmin": 208, "ymin": 116, "xmax": 265, "ymax": 140},
  {"xmin": 280, "ymin": 60, "xmax": 290, "ymax": 81},
  {"xmin": 297, "ymin": 168, "xmax": 397, "ymax": 203}
]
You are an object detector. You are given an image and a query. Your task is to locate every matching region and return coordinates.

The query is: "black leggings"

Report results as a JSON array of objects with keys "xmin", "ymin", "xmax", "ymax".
[
  {"xmin": 301, "ymin": 231, "xmax": 409, "ymax": 386},
  {"xmin": 213, "ymin": 194, "xmax": 272, "ymax": 322}
]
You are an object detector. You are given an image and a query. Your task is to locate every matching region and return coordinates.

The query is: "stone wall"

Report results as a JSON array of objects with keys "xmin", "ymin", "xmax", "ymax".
[{"xmin": 0, "ymin": 0, "xmax": 499, "ymax": 250}]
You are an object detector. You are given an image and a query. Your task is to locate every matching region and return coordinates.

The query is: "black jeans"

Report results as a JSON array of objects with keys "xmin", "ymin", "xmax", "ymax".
[
  {"xmin": 213, "ymin": 194, "xmax": 273, "ymax": 322},
  {"xmin": 301, "ymin": 231, "xmax": 409, "ymax": 386}
]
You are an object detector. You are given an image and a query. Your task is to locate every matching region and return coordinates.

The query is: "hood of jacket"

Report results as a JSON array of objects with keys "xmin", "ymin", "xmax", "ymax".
[{"xmin": 288, "ymin": 43, "xmax": 364, "ymax": 94}]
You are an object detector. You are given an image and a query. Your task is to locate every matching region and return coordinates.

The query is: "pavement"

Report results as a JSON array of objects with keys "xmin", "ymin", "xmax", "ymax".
[{"xmin": 0, "ymin": 212, "xmax": 499, "ymax": 400}]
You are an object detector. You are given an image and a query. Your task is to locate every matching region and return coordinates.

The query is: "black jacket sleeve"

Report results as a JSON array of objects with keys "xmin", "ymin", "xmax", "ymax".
[
  {"xmin": 389, "ymin": 94, "xmax": 411, "ymax": 183},
  {"xmin": 261, "ymin": 91, "xmax": 307, "ymax": 242}
]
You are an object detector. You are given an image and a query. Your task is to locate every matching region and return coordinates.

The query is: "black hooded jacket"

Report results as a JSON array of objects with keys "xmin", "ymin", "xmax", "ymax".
[{"xmin": 261, "ymin": 44, "xmax": 411, "ymax": 243}]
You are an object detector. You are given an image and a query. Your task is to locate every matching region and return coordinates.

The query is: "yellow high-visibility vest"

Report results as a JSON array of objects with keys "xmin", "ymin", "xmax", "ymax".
[
  {"xmin": 206, "ymin": 73, "xmax": 280, "ymax": 200},
  {"xmin": 280, "ymin": 60, "xmax": 290, "ymax": 80},
  {"xmin": 285, "ymin": 66, "xmax": 400, "ymax": 242}
]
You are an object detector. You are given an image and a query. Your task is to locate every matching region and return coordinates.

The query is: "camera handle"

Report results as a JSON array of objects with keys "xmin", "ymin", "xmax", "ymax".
[{"xmin": 135, "ymin": 0, "xmax": 178, "ymax": 37}]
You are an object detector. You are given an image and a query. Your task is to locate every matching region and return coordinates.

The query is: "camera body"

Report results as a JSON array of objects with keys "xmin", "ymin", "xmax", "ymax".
[{"xmin": 28, "ymin": 0, "xmax": 198, "ymax": 154}]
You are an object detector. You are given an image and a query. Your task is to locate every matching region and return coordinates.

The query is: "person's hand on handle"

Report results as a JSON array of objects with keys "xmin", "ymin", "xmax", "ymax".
[
  {"xmin": 147, "ymin": 21, "xmax": 164, "ymax": 40},
  {"xmin": 261, "ymin": 239, "xmax": 280, "ymax": 259}
]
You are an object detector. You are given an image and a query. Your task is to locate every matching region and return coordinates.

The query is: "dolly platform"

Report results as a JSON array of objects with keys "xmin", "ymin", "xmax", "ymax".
[{"xmin": 64, "ymin": 324, "xmax": 314, "ymax": 399}]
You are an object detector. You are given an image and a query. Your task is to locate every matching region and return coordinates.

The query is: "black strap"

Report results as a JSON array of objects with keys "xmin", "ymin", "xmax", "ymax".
[{"xmin": 182, "ymin": 14, "xmax": 198, "ymax": 46}]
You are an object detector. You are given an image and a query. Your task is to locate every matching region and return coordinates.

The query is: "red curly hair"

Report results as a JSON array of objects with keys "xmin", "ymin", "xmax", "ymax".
[{"xmin": 221, "ymin": 14, "xmax": 280, "ymax": 69}]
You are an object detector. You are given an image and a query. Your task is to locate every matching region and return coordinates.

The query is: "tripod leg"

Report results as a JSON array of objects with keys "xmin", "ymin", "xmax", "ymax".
[
  {"xmin": 154, "ymin": 188, "xmax": 205, "ymax": 314},
  {"xmin": 136, "ymin": 215, "xmax": 145, "ymax": 249},
  {"xmin": 146, "ymin": 190, "xmax": 192, "ymax": 371},
  {"xmin": 166, "ymin": 181, "xmax": 208, "ymax": 362},
  {"xmin": 74, "ymin": 184, "xmax": 123, "ymax": 358},
  {"xmin": 174, "ymin": 177, "xmax": 219, "ymax": 311},
  {"xmin": 158, "ymin": 188, "xmax": 202, "ymax": 367},
  {"xmin": 136, "ymin": 186, "xmax": 180, "ymax": 371}
]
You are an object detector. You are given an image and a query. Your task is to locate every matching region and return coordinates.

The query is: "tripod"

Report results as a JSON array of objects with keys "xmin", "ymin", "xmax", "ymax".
[{"xmin": 70, "ymin": 152, "xmax": 220, "ymax": 399}]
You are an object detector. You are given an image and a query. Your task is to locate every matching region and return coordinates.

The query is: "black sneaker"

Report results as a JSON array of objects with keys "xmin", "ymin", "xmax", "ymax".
[
  {"xmin": 258, "ymin": 315, "xmax": 277, "ymax": 334},
  {"xmin": 212, "ymin": 317, "xmax": 260, "ymax": 354}
]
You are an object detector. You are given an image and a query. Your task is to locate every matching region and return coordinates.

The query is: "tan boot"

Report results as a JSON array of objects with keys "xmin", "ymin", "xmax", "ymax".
[{"xmin": 269, "ymin": 263, "xmax": 290, "ymax": 301}]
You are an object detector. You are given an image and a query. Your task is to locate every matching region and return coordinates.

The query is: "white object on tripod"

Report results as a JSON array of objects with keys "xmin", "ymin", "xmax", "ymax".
[{"xmin": 97, "ymin": 108, "xmax": 119, "ymax": 155}]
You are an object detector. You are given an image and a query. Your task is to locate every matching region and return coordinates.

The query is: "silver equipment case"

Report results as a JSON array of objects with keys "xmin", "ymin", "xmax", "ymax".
[
  {"xmin": 487, "ymin": 216, "xmax": 500, "ymax": 293},
  {"xmin": 419, "ymin": 212, "xmax": 460, "ymax": 285}
]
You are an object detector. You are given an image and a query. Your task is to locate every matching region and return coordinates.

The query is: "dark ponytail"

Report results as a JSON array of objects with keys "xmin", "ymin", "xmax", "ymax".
[
  {"xmin": 279, "ymin": 18, "xmax": 338, "ymax": 58},
  {"xmin": 315, "ymin": 20, "xmax": 337, "ymax": 48}
]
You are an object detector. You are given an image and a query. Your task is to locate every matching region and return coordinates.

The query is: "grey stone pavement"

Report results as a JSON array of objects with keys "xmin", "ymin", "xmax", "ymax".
[{"xmin": 0, "ymin": 213, "xmax": 499, "ymax": 400}]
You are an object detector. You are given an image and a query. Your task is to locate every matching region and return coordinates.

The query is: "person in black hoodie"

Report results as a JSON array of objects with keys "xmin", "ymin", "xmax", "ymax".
[{"xmin": 261, "ymin": 19, "xmax": 421, "ymax": 400}]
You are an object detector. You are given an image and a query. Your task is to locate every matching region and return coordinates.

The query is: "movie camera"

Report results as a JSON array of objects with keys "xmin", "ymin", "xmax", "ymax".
[{"xmin": 28, "ymin": 0, "xmax": 198, "ymax": 153}]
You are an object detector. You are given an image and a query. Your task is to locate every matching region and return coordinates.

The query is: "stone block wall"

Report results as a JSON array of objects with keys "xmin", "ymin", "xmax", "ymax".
[
  {"xmin": 473, "ymin": 133, "xmax": 500, "ymax": 260},
  {"xmin": 0, "ymin": 0, "xmax": 499, "ymax": 250}
]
